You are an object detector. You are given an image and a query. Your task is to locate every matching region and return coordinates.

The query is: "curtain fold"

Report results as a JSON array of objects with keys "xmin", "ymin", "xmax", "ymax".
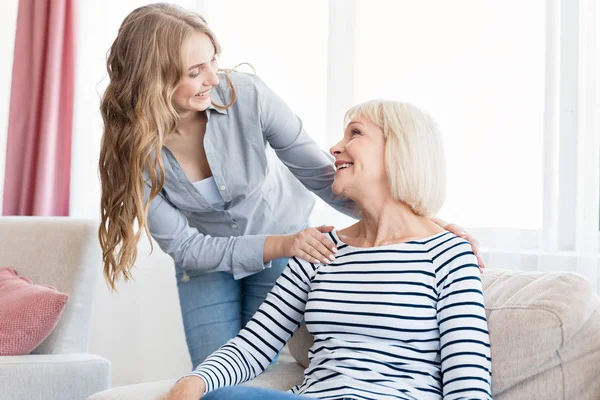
[{"xmin": 2, "ymin": 0, "xmax": 75, "ymax": 216}]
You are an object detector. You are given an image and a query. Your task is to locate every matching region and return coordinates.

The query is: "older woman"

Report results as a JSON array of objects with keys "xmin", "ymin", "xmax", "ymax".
[{"xmin": 167, "ymin": 100, "xmax": 492, "ymax": 400}]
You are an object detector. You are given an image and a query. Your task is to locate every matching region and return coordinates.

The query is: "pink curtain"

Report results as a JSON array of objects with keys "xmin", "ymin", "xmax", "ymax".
[{"xmin": 2, "ymin": 0, "xmax": 75, "ymax": 216}]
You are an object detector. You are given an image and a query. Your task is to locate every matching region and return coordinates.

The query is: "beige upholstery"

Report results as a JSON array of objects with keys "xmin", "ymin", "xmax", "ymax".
[
  {"xmin": 89, "ymin": 269, "xmax": 600, "ymax": 400},
  {"xmin": 0, "ymin": 217, "xmax": 111, "ymax": 400},
  {"xmin": 482, "ymin": 270, "xmax": 600, "ymax": 399},
  {"xmin": 89, "ymin": 348, "xmax": 304, "ymax": 400}
]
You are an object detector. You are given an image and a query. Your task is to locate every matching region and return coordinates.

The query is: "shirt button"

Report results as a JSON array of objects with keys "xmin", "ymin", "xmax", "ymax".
[
  {"xmin": 219, "ymin": 185, "xmax": 226, "ymax": 191},
  {"xmin": 232, "ymin": 224, "xmax": 238, "ymax": 229}
]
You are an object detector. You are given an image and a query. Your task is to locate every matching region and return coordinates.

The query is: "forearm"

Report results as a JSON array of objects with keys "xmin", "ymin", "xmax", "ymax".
[
  {"xmin": 189, "ymin": 260, "xmax": 312, "ymax": 394},
  {"xmin": 313, "ymin": 185, "xmax": 359, "ymax": 219},
  {"xmin": 263, "ymin": 235, "xmax": 291, "ymax": 263}
]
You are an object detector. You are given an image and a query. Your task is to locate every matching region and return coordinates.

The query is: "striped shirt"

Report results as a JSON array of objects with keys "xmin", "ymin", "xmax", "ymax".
[{"xmin": 189, "ymin": 230, "xmax": 493, "ymax": 400}]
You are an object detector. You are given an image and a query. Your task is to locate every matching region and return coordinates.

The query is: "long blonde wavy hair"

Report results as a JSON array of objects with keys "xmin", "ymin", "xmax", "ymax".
[{"xmin": 99, "ymin": 3, "xmax": 235, "ymax": 290}]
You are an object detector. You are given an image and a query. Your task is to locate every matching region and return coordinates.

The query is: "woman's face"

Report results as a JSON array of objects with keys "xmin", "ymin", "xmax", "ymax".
[
  {"xmin": 329, "ymin": 117, "xmax": 388, "ymax": 199},
  {"xmin": 172, "ymin": 32, "xmax": 220, "ymax": 113}
]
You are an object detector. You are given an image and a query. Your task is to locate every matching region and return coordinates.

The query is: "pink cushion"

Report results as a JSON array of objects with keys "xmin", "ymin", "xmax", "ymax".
[{"xmin": 0, "ymin": 267, "xmax": 69, "ymax": 355}]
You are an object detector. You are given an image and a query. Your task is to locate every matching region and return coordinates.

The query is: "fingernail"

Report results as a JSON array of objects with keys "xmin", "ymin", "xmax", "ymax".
[
  {"xmin": 313, "ymin": 259, "xmax": 320, "ymax": 264},
  {"xmin": 329, "ymin": 255, "xmax": 336, "ymax": 261},
  {"xmin": 323, "ymin": 259, "xmax": 330, "ymax": 264},
  {"xmin": 332, "ymin": 247, "xmax": 338, "ymax": 253}
]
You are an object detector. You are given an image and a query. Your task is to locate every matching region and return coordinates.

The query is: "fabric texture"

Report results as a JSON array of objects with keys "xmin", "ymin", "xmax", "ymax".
[
  {"xmin": 204, "ymin": 386, "xmax": 308, "ymax": 400},
  {"xmin": 0, "ymin": 267, "xmax": 69, "ymax": 355},
  {"xmin": 0, "ymin": 217, "xmax": 101, "ymax": 354},
  {"xmin": 189, "ymin": 231, "xmax": 492, "ymax": 400},
  {"xmin": 481, "ymin": 269, "xmax": 600, "ymax": 400},
  {"xmin": 0, "ymin": 353, "xmax": 111, "ymax": 400},
  {"xmin": 2, "ymin": 0, "xmax": 75, "ymax": 216},
  {"xmin": 88, "ymin": 349, "xmax": 303, "ymax": 400}
]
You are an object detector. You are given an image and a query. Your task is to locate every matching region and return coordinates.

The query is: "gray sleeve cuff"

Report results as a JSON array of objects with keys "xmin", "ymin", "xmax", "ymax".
[{"xmin": 231, "ymin": 234, "xmax": 271, "ymax": 280}]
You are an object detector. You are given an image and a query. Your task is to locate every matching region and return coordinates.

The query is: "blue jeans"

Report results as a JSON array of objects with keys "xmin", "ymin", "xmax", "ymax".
[
  {"xmin": 203, "ymin": 387, "xmax": 308, "ymax": 400},
  {"xmin": 175, "ymin": 257, "xmax": 288, "ymax": 368}
]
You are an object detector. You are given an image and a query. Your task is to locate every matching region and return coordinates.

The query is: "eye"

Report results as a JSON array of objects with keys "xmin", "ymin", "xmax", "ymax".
[{"xmin": 351, "ymin": 129, "xmax": 361, "ymax": 136}]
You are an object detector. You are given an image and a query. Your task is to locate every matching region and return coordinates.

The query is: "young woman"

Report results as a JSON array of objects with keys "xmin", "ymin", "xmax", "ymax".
[{"xmin": 99, "ymin": 3, "xmax": 485, "ymax": 370}]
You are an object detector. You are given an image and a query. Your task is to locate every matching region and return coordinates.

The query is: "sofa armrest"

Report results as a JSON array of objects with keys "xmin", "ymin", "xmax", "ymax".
[{"xmin": 0, "ymin": 353, "xmax": 111, "ymax": 400}]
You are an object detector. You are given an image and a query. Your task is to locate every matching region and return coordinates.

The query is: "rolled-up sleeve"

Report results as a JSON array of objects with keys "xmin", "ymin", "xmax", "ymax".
[{"xmin": 146, "ymin": 188, "xmax": 268, "ymax": 280}]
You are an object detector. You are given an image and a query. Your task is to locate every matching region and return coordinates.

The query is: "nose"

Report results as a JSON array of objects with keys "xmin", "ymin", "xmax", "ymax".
[
  {"xmin": 207, "ymin": 64, "xmax": 219, "ymax": 86},
  {"xmin": 329, "ymin": 140, "xmax": 344, "ymax": 157}
]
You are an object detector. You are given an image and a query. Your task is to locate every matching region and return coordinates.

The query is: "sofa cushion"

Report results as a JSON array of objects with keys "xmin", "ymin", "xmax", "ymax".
[
  {"xmin": 0, "ymin": 267, "xmax": 69, "ymax": 356},
  {"xmin": 88, "ymin": 348, "xmax": 304, "ymax": 400},
  {"xmin": 483, "ymin": 269, "xmax": 600, "ymax": 399},
  {"xmin": 0, "ymin": 353, "xmax": 111, "ymax": 400}
]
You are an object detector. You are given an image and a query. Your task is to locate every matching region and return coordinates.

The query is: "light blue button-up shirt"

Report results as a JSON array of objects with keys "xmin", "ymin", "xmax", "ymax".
[{"xmin": 145, "ymin": 72, "xmax": 355, "ymax": 279}]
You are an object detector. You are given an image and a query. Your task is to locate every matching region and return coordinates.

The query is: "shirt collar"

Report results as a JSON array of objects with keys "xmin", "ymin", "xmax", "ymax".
[{"xmin": 206, "ymin": 87, "xmax": 229, "ymax": 115}]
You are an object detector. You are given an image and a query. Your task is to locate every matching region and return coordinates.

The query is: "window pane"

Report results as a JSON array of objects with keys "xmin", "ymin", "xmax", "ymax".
[
  {"xmin": 354, "ymin": 0, "xmax": 546, "ymax": 229},
  {"xmin": 200, "ymin": 0, "xmax": 329, "ymax": 148}
]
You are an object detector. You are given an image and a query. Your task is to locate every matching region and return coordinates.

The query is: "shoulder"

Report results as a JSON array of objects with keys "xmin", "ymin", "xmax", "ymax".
[
  {"xmin": 216, "ymin": 71, "xmax": 268, "ymax": 93},
  {"xmin": 425, "ymin": 232, "xmax": 478, "ymax": 274},
  {"xmin": 424, "ymin": 232, "xmax": 481, "ymax": 295},
  {"xmin": 212, "ymin": 71, "xmax": 276, "ymax": 115},
  {"xmin": 287, "ymin": 256, "xmax": 320, "ymax": 283}
]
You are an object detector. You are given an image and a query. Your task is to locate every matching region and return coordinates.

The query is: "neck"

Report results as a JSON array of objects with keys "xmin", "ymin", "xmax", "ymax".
[
  {"xmin": 343, "ymin": 190, "xmax": 442, "ymax": 247},
  {"xmin": 174, "ymin": 110, "xmax": 206, "ymax": 136}
]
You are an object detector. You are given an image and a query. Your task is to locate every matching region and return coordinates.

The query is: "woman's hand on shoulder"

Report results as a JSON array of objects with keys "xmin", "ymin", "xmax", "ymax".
[
  {"xmin": 432, "ymin": 217, "xmax": 485, "ymax": 273},
  {"xmin": 281, "ymin": 225, "xmax": 338, "ymax": 265},
  {"xmin": 444, "ymin": 223, "xmax": 486, "ymax": 273},
  {"xmin": 164, "ymin": 376, "xmax": 206, "ymax": 400}
]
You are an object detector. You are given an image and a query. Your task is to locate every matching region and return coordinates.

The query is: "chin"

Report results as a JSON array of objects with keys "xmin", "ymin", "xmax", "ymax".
[
  {"xmin": 331, "ymin": 181, "xmax": 344, "ymax": 196},
  {"xmin": 189, "ymin": 96, "xmax": 212, "ymax": 111}
]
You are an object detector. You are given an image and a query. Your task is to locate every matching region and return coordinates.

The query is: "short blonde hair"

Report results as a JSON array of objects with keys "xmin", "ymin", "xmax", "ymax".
[{"xmin": 344, "ymin": 100, "xmax": 446, "ymax": 217}]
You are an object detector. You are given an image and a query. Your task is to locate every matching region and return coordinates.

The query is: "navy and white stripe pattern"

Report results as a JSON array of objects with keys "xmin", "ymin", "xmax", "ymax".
[{"xmin": 189, "ymin": 231, "xmax": 492, "ymax": 400}]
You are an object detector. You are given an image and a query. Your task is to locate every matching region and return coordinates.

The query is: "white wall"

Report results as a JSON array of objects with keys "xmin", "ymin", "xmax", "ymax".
[{"xmin": 0, "ymin": 1, "xmax": 18, "ymax": 213}]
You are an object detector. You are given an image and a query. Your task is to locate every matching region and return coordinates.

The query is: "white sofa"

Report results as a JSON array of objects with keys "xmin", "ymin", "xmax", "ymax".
[
  {"xmin": 0, "ymin": 217, "xmax": 111, "ymax": 400},
  {"xmin": 91, "ymin": 268, "xmax": 600, "ymax": 400}
]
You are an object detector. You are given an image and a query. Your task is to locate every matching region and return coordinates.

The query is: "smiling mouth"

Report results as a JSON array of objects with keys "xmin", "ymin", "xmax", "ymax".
[
  {"xmin": 335, "ymin": 163, "xmax": 354, "ymax": 171},
  {"xmin": 194, "ymin": 89, "xmax": 211, "ymax": 97}
]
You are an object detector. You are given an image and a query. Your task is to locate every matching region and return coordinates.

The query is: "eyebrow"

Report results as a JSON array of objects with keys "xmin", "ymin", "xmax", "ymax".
[
  {"xmin": 347, "ymin": 121, "xmax": 364, "ymax": 127},
  {"xmin": 187, "ymin": 62, "xmax": 206, "ymax": 71},
  {"xmin": 187, "ymin": 51, "xmax": 217, "ymax": 71}
]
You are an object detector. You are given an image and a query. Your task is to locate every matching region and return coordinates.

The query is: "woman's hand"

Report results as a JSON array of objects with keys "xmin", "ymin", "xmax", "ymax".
[
  {"xmin": 164, "ymin": 376, "xmax": 206, "ymax": 400},
  {"xmin": 432, "ymin": 218, "xmax": 485, "ymax": 272},
  {"xmin": 444, "ymin": 223, "xmax": 485, "ymax": 272},
  {"xmin": 266, "ymin": 225, "xmax": 338, "ymax": 265}
]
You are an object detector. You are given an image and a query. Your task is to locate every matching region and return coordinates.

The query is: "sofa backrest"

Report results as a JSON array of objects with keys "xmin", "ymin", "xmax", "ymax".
[{"xmin": 0, "ymin": 217, "xmax": 101, "ymax": 354}]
